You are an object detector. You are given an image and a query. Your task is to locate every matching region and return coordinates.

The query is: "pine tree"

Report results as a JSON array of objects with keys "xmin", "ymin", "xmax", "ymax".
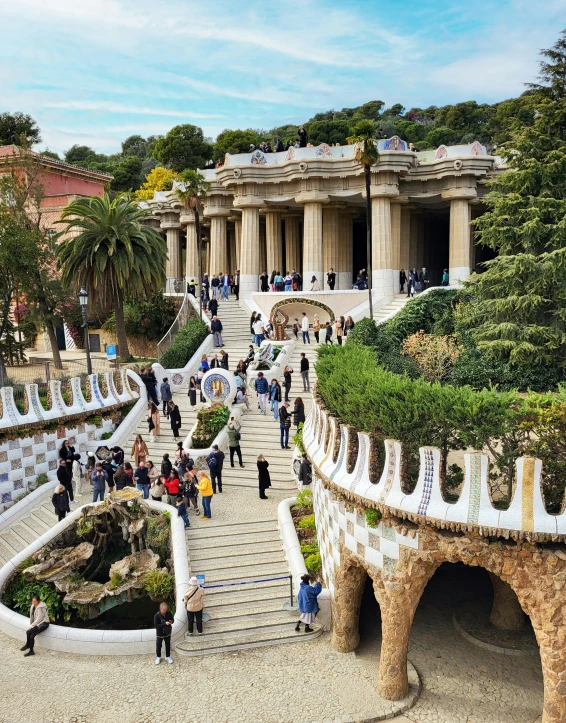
[{"xmin": 465, "ymin": 31, "xmax": 566, "ymax": 371}]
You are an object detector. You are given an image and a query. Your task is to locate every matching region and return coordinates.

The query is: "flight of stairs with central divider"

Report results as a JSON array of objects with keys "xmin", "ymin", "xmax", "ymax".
[{"xmin": 373, "ymin": 292, "xmax": 411, "ymax": 323}]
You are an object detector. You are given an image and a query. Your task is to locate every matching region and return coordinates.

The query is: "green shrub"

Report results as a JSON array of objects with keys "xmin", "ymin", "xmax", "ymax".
[
  {"xmin": 144, "ymin": 570, "xmax": 174, "ymax": 602},
  {"xmin": 293, "ymin": 423, "xmax": 305, "ymax": 455},
  {"xmin": 365, "ymin": 508, "xmax": 382, "ymax": 527},
  {"xmin": 100, "ymin": 432, "xmax": 113, "ymax": 440},
  {"xmin": 191, "ymin": 404, "xmax": 230, "ymax": 448},
  {"xmin": 103, "ymin": 292, "xmax": 177, "ymax": 341},
  {"xmin": 159, "ymin": 317, "xmax": 209, "ymax": 369},
  {"xmin": 146, "ymin": 516, "xmax": 170, "ymax": 563},
  {"xmin": 300, "ymin": 541, "xmax": 319, "ymax": 556},
  {"xmin": 35, "ymin": 473, "xmax": 49, "ymax": 487},
  {"xmin": 305, "ymin": 553, "xmax": 322, "ymax": 576},
  {"xmin": 298, "ymin": 514, "xmax": 316, "ymax": 530},
  {"xmin": 295, "ymin": 488, "xmax": 313, "ymax": 512},
  {"xmin": 2, "ymin": 576, "xmax": 70, "ymax": 623},
  {"xmin": 108, "ymin": 572, "xmax": 124, "ymax": 590}
]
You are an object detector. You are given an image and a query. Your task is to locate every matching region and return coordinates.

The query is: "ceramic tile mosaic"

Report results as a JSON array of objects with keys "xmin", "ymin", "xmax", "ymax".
[
  {"xmin": 1, "ymin": 492, "xmax": 12, "ymax": 504},
  {"xmin": 382, "ymin": 524, "xmax": 396, "ymax": 542},
  {"xmin": 13, "ymin": 479, "xmax": 24, "ymax": 490},
  {"xmin": 33, "ymin": 433, "xmax": 43, "ymax": 444},
  {"xmin": 8, "ymin": 439, "xmax": 20, "ymax": 450},
  {"xmin": 22, "ymin": 446, "xmax": 32, "ymax": 458},
  {"xmin": 0, "ymin": 473, "xmax": 8, "ymax": 483},
  {"xmin": 416, "ymin": 449, "xmax": 435, "ymax": 516},
  {"xmin": 0, "ymin": 451, "xmax": 7, "ymax": 463},
  {"xmin": 467, "ymin": 454, "xmax": 482, "ymax": 526},
  {"xmin": 48, "ymin": 460, "xmax": 57, "ymax": 471},
  {"xmin": 383, "ymin": 555, "xmax": 397, "ymax": 575},
  {"xmin": 368, "ymin": 533, "xmax": 380, "ymax": 550},
  {"xmin": 36, "ymin": 453, "xmax": 46, "ymax": 464},
  {"xmin": 10, "ymin": 458, "xmax": 21, "ymax": 470},
  {"xmin": 47, "ymin": 441, "xmax": 56, "ymax": 452},
  {"xmin": 24, "ymin": 466, "xmax": 34, "ymax": 478},
  {"xmin": 346, "ymin": 519, "xmax": 354, "ymax": 536},
  {"xmin": 521, "ymin": 458, "xmax": 535, "ymax": 533}
]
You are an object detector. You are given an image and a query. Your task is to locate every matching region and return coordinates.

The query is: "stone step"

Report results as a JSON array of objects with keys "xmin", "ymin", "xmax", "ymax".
[
  {"xmin": 187, "ymin": 610, "xmax": 296, "ymax": 635},
  {"xmin": 187, "ymin": 529, "xmax": 281, "ymax": 548},
  {"xmin": 0, "ymin": 529, "xmax": 26, "ymax": 553},
  {"xmin": 175, "ymin": 622, "xmax": 321, "ymax": 656},
  {"xmin": 0, "ymin": 533, "xmax": 19, "ymax": 559},
  {"xmin": 186, "ymin": 519, "xmax": 277, "ymax": 538},
  {"xmin": 203, "ymin": 562, "xmax": 288, "ymax": 585},
  {"xmin": 205, "ymin": 597, "xmax": 290, "ymax": 619},
  {"xmin": 195, "ymin": 551, "xmax": 287, "ymax": 574},
  {"xmin": 189, "ymin": 541, "xmax": 283, "ymax": 562},
  {"xmin": 222, "ymin": 479, "xmax": 295, "ymax": 492},
  {"xmin": 203, "ymin": 581, "xmax": 290, "ymax": 605}
]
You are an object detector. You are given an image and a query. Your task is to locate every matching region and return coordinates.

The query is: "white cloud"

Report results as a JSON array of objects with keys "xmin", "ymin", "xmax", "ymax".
[{"xmin": 43, "ymin": 100, "xmax": 221, "ymax": 118}]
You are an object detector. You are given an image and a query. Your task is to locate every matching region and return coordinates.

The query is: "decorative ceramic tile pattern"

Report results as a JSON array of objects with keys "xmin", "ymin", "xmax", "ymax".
[
  {"xmin": 48, "ymin": 460, "xmax": 57, "ymax": 471},
  {"xmin": 356, "ymin": 541, "xmax": 364, "ymax": 556},
  {"xmin": 90, "ymin": 376, "xmax": 105, "ymax": 407},
  {"xmin": 107, "ymin": 373, "xmax": 121, "ymax": 403},
  {"xmin": 368, "ymin": 533, "xmax": 380, "ymax": 550},
  {"xmin": 33, "ymin": 432, "xmax": 43, "ymax": 444},
  {"xmin": 0, "ymin": 473, "xmax": 9, "ymax": 483},
  {"xmin": 13, "ymin": 479, "xmax": 24, "ymax": 490},
  {"xmin": 2, "ymin": 388, "xmax": 19, "ymax": 426},
  {"xmin": 383, "ymin": 555, "xmax": 397, "ymax": 575},
  {"xmin": 416, "ymin": 449, "xmax": 435, "ymax": 516},
  {"xmin": 71, "ymin": 377, "xmax": 87, "ymax": 411},
  {"xmin": 349, "ymin": 435, "xmax": 367, "ymax": 491},
  {"xmin": 330, "ymin": 427, "xmax": 346, "ymax": 480},
  {"xmin": 522, "ymin": 458, "xmax": 535, "ymax": 533},
  {"xmin": 0, "ymin": 451, "xmax": 7, "ymax": 463},
  {"xmin": 8, "ymin": 439, "xmax": 19, "ymax": 451},
  {"xmin": 46, "ymin": 441, "xmax": 56, "ymax": 452},
  {"xmin": 22, "ymin": 446, "xmax": 32, "ymax": 458},
  {"xmin": 346, "ymin": 520, "xmax": 354, "ymax": 536},
  {"xmin": 467, "ymin": 454, "xmax": 483, "ymax": 526},
  {"xmin": 30, "ymin": 387, "xmax": 44, "ymax": 421},
  {"xmin": 382, "ymin": 524, "xmax": 396, "ymax": 542},
  {"xmin": 1, "ymin": 492, "xmax": 12, "ymax": 504},
  {"xmin": 379, "ymin": 441, "xmax": 397, "ymax": 502},
  {"xmin": 10, "ymin": 459, "xmax": 21, "ymax": 470}
]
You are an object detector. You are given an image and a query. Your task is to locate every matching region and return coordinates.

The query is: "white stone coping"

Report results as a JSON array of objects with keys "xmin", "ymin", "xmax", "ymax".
[
  {"xmin": 0, "ymin": 479, "xmax": 58, "ymax": 533},
  {"xmin": 277, "ymin": 496, "xmax": 331, "ymax": 631},
  {"xmin": 183, "ymin": 405, "xmax": 244, "ymax": 459},
  {"xmin": 246, "ymin": 340, "xmax": 294, "ymax": 389},
  {"xmin": 0, "ymin": 499, "xmax": 189, "ymax": 655},
  {"xmin": 152, "ymin": 333, "xmax": 215, "ymax": 390},
  {"xmin": 85, "ymin": 381, "xmax": 148, "ymax": 455}
]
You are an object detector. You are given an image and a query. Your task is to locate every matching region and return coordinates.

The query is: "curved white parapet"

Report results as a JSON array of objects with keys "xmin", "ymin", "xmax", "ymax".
[
  {"xmin": 305, "ymin": 397, "xmax": 566, "ymax": 542},
  {"xmin": 201, "ymin": 368, "xmax": 237, "ymax": 407},
  {"xmin": 0, "ymin": 499, "xmax": 189, "ymax": 655},
  {"xmin": 183, "ymin": 405, "xmax": 245, "ymax": 460},
  {"xmin": 246, "ymin": 340, "xmax": 295, "ymax": 391},
  {"xmin": 152, "ymin": 334, "xmax": 215, "ymax": 392}
]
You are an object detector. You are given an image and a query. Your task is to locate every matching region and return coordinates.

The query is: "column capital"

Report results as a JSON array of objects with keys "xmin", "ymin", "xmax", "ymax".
[
  {"xmin": 391, "ymin": 195, "xmax": 410, "ymax": 205},
  {"xmin": 159, "ymin": 211, "xmax": 181, "ymax": 230},
  {"xmin": 160, "ymin": 219, "xmax": 182, "ymax": 230},
  {"xmin": 203, "ymin": 206, "xmax": 232, "ymax": 218},
  {"xmin": 441, "ymin": 187, "xmax": 477, "ymax": 202},
  {"xmin": 179, "ymin": 211, "xmax": 195, "ymax": 225},
  {"xmin": 295, "ymin": 191, "xmax": 329, "ymax": 205},
  {"xmin": 259, "ymin": 205, "xmax": 287, "ymax": 215},
  {"xmin": 369, "ymin": 184, "xmax": 399, "ymax": 199},
  {"xmin": 232, "ymin": 195, "xmax": 265, "ymax": 209}
]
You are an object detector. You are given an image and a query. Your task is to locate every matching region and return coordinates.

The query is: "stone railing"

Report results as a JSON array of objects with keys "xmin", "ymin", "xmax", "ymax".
[
  {"xmin": 304, "ymin": 395, "xmax": 566, "ymax": 542},
  {"xmin": 0, "ymin": 370, "xmax": 139, "ymax": 432}
]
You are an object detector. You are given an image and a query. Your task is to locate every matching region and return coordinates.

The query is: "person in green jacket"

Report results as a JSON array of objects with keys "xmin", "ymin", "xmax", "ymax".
[{"xmin": 227, "ymin": 417, "xmax": 244, "ymax": 468}]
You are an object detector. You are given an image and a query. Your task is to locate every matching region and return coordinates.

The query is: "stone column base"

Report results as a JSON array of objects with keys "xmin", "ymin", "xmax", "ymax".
[
  {"xmin": 372, "ymin": 269, "xmax": 395, "ymax": 303},
  {"xmin": 239, "ymin": 274, "xmax": 259, "ymax": 298},
  {"xmin": 448, "ymin": 266, "xmax": 471, "ymax": 286},
  {"xmin": 337, "ymin": 272, "xmax": 352, "ymax": 290}
]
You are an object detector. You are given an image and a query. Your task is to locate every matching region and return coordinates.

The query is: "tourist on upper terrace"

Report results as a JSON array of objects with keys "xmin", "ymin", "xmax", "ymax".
[
  {"xmin": 260, "ymin": 270, "xmax": 269, "ymax": 292},
  {"xmin": 400, "ymin": 269, "xmax": 407, "ymax": 294},
  {"xmin": 254, "ymin": 372, "xmax": 269, "ymax": 414},
  {"xmin": 269, "ymin": 270, "xmax": 275, "ymax": 291},
  {"xmin": 160, "ymin": 377, "xmax": 172, "ymax": 417},
  {"xmin": 131, "ymin": 434, "xmax": 149, "ymax": 466},
  {"xmin": 325, "ymin": 322, "xmax": 333, "ymax": 345},
  {"xmin": 187, "ymin": 279, "xmax": 196, "ymax": 297},
  {"xmin": 326, "ymin": 268, "xmax": 336, "ymax": 290},
  {"xmin": 59, "ymin": 439, "xmax": 75, "ymax": 475},
  {"xmin": 298, "ymin": 126, "xmax": 308, "ymax": 147},
  {"xmin": 310, "ymin": 275, "xmax": 320, "ymax": 291},
  {"xmin": 335, "ymin": 317, "xmax": 344, "ymax": 346},
  {"xmin": 344, "ymin": 315, "xmax": 355, "ymax": 336},
  {"xmin": 257, "ymin": 455, "xmax": 271, "ymax": 499},
  {"xmin": 301, "ymin": 312, "xmax": 311, "ymax": 344},
  {"xmin": 442, "ymin": 269, "xmax": 449, "ymax": 286},
  {"xmin": 154, "ymin": 601, "xmax": 174, "ymax": 665},
  {"xmin": 21, "ymin": 594, "xmax": 49, "ymax": 657},
  {"xmin": 168, "ymin": 401, "xmax": 182, "ymax": 440},
  {"xmin": 294, "ymin": 397, "xmax": 306, "ymax": 428},
  {"xmin": 184, "ymin": 576, "xmax": 205, "ymax": 635},
  {"xmin": 275, "ymin": 139, "xmax": 284, "ymax": 152},
  {"xmin": 221, "ymin": 271, "xmax": 230, "ymax": 300},
  {"xmin": 274, "ymin": 270, "xmax": 284, "ymax": 291},
  {"xmin": 52, "ymin": 484, "xmax": 70, "ymax": 522},
  {"xmin": 284, "ymin": 272, "xmax": 293, "ymax": 292},
  {"xmin": 300, "ymin": 353, "xmax": 310, "ymax": 391},
  {"xmin": 419, "ymin": 267, "xmax": 429, "ymax": 294},
  {"xmin": 196, "ymin": 471, "xmax": 213, "ymax": 519},
  {"xmin": 233, "ymin": 269, "xmax": 240, "ymax": 300},
  {"xmin": 283, "ymin": 365, "xmax": 293, "ymax": 402},
  {"xmin": 279, "ymin": 403, "xmax": 292, "ymax": 449},
  {"xmin": 295, "ymin": 574, "xmax": 321, "ymax": 633},
  {"xmin": 269, "ymin": 379, "xmax": 282, "ymax": 420},
  {"xmin": 91, "ymin": 462, "xmax": 108, "ymax": 502},
  {"xmin": 211, "ymin": 315, "xmax": 224, "ymax": 347},
  {"xmin": 227, "ymin": 416, "xmax": 244, "ymax": 468},
  {"xmin": 293, "ymin": 270, "xmax": 302, "ymax": 291},
  {"xmin": 211, "ymin": 274, "xmax": 220, "ymax": 300},
  {"xmin": 407, "ymin": 269, "xmax": 417, "ymax": 298},
  {"xmin": 57, "ymin": 458, "xmax": 75, "ymax": 504}
]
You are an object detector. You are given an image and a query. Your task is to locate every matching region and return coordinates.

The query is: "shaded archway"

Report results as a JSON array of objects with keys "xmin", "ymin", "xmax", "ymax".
[{"xmin": 269, "ymin": 297, "xmax": 336, "ymax": 329}]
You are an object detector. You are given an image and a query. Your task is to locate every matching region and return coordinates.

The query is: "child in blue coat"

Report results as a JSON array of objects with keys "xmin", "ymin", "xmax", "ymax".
[{"xmin": 295, "ymin": 574, "xmax": 322, "ymax": 633}]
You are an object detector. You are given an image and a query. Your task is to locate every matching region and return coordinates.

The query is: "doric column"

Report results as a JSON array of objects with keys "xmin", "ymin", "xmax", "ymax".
[
  {"xmin": 238, "ymin": 205, "xmax": 261, "ymax": 296},
  {"xmin": 230, "ymin": 215, "xmax": 242, "ymax": 271},
  {"xmin": 399, "ymin": 206, "xmax": 411, "ymax": 274},
  {"xmin": 370, "ymin": 177, "xmax": 398, "ymax": 301},
  {"xmin": 297, "ymin": 192, "xmax": 328, "ymax": 288},
  {"xmin": 228, "ymin": 227, "xmax": 237, "ymax": 274},
  {"xmin": 284, "ymin": 215, "xmax": 301, "ymax": 273},
  {"xmin": 259, "ymin": 221, "xmax": 267, "ymax": 274},
  {"xmin": 322, "ymin": 206, "xmax": 340, "ymax": 289},
  {"xmin": 208, "ymin": 214, "xmax": 228, "ymax": 276},
  {"xmin": 390, "ymin": 201, "xmax": 402, "ymax": 295},
  {"xmin": 180, "ymin": 211, "xmax": 198, "ymax": 283},
  {"xmin": 264, "ymin": 210, "xmax": 283, "ymax": 274},
  {"xmin": 337, "ymin": 209, "xmax": 354, "ymax": 290},
  {"xmin": 442, "ymin": 186, "xmax": 476, "ymax": 286},
  {"xmin": 160, "ymin": 214, "xmax": 182, "ymax": 287}
]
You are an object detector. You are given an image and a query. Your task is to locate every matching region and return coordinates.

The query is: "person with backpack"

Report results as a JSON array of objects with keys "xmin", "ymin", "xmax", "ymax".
[
  {"xmin": 279, "ymin": 402, "xmax": 292, "ymax": 449},
  {"xmin": 160, "ymin": 378, "xmax": 172, "ymax": 417},
  {"xmin": 295, "ymin": 574, "xmax": 322, "ymax": 633},
  {"xmin": 183, "ymin": 576, "xmax": 205, "ymax": 635},
  {"xmin": 161, "ymin": 453, "xmax": 173, "ymax": 477},
  {"xmin": 227, "ymin": 417, "xmax": 244, "ymax": 468},
  {"xmin": 207, "ymin": 444, "xmax": 225, "ymax": 493},
  {"xmin": 184, "ymin": 471, "xmax": 199, "ymax": 512}
]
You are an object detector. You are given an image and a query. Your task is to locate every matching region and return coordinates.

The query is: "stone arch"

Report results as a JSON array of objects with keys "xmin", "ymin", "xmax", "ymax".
[{"xmin": 269, "ymin": 298, "xmax": 336, "ymax": 328}]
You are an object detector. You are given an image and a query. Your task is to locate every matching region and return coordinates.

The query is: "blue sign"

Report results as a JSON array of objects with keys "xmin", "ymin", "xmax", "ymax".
[
  {"xmin": 106, "ymin": 344, "xmax": 117, "ymax": 360},
  {"xmin": 196, "ymin": 574, "xmax": 205, "ymax": 587}
]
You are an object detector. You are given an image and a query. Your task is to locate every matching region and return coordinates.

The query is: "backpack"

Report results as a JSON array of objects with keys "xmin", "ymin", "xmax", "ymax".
[{"xmin": 207, "ymin": 454, "xmax": 217, "ymax": 469}]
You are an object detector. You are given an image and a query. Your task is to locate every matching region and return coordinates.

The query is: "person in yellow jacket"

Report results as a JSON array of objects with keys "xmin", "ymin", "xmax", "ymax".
[{"xmin": 196, "ymin": 471, "xmax": 213, "ymax": 519}]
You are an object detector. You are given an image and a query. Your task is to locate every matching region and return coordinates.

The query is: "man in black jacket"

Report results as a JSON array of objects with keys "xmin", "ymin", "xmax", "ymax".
[
  {"xmin": 154, "ymin": 602, "xmax": 174, "ymax": 664},
  {"xmin": 207, "ymin": 444, "xmax": 225, "ymax": 493},
  {"xmin": 279, "ymin": 403, "xmax": 292, "ymax": 449},
  {"xmin": 211, "ymin": 316, "xmax": 223, "ymax": 347},
  {"xmin": 208, "ymin": 297, "xmax": 218, "ymax": 317},
  {"xmin": 56, "ymin": 459, "xmax": 75, "ymax": 502},
  {"xmin": 326, "ymin": 268, "xmax": 336, "ymax": 291},
  {"xmin": 300, "ymin": 353, "xmax": 310, "ymax": 392}
]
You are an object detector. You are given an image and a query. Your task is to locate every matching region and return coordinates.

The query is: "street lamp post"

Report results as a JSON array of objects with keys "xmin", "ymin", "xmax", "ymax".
[{"xmin": 78, "ymin": 287, "xmax": 93, "ymax": 376}]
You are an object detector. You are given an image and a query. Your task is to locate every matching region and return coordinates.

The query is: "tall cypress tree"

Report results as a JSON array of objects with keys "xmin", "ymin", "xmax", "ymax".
[{"xmin": 465, "ymin": 31, "xmax": 566, "ymax": 372}]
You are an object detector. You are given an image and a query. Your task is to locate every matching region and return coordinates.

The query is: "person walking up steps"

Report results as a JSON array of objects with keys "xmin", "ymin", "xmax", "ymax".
[
  {"xmin": 257, "ymin": 455, "xmax": 271, "ymax": 499},
  {"xmin": 295, "ymin": 574, "xmax": 322, "ymax": 633},
  {"xmin": 207, "ymin": 444, "xmax": 225, "ymax": 493},
  {"xmin": 154, "ymin": 602, "xmax": 174, "ymax": 664},
  {"xmin": 254, "ymin": 372, "xmax": 269, "ymax": 414},
  {"xmin": 283, "ymin": 365, "xmax": 293, "ymax": 402},
  {"xmin": 184, "ymin": 576, "xmax": 205, "ymax": 635},
  {"xmin": 269, "ymin": 379, "xmax": 281, "ymax": 420},
  {"xmin": 168, "ymin": 401, "xmax": 182, "ymax": 440},
  {"xmin": 300, "ymin": 353, "xmax": 310, "ymax": 392},
  {"xmin": 279, "ymin": 402, "xmax": 292, "ymax": 449},
  {"xmin": 196, "ymin": 471, "xmax": 213, "ymax": 519},
  {"xmin": 325, "ymin": 322, "xmax": 333, "ymax": 345},
  {"xmin": 160, "ymin": 377, "xmax": 172, "ymax": 417},
  {"xmin": 301, "ymin": 312, "xmax": 310, "ymax": 344},
  {"xmin": 211, "ymin": 315, "xmax": 224, "ymax": 347},
  {"xmin": 227, "ymin": 416, "xmax": 244, "ymax": 468}
]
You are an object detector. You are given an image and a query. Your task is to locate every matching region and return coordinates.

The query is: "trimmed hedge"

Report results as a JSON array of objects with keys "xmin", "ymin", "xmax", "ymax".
[{"xmin": 159, "ymin": 317, "xmax": 209, "ymax": 369}]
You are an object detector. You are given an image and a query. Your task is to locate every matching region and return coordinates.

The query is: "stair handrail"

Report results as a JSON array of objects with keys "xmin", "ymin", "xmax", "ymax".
[{"xmin": 157, "ymin": 285, "xmax": 190, "ymax": 359}]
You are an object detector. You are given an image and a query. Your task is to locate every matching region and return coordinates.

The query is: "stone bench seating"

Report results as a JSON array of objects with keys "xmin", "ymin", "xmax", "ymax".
[
  {"xmin": 0, "ymin": 370, "xmax": 140, "ymax": 431},
  {"xmin": 305, "ymin": 397, "xmax": 566, "ymax": 542}
]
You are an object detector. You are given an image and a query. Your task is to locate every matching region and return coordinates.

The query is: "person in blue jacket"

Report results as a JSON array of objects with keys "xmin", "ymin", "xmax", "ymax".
[{"xmin": 295, "ymin": 573, "xmax": 322, "ymax": 633}]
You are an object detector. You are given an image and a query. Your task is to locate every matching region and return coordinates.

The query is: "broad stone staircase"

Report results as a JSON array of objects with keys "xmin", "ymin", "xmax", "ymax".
[{"xmin": 373, "ymin": 292, "xmax": 410, "ymax": 323}]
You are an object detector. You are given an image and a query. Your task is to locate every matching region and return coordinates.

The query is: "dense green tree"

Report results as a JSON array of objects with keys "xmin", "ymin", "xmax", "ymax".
[
  {"xmin": 56, "ymin": 194, "xmax": 167, "ymax": 360},
  {"xmin": 39, "ymin": 148, "xmax": 60, "ymax": 159},
  {"xmin": 304, "ymin": 120, "xmax": 351, "ymax": 146},
  {"xmin": 64, "ymin": 144, "xmax": 96, "ymax": 164},
  {"xmin": 153, "ymin": 124, "xmax": 213, "ymax": 172},
  {"xmin": 0, "ymin": 112, "xmax": 41, "ymax": 146},
  {"xmin": 424, "ymin": 126, "xmax": 459, "ymax": 147},
  {"xmin": 110, "ymin": 155, "xmax": 143, "ymax": 192},
  {"xmin": 121, "ymin": 135, "xmax": 148, "ymax": 158},
  {"xmin": 213, "ymin": 129, "xmax": 262, "ymax": 161},
  {"xmin": 463, "ymin": 30, "xmax": 566, "ymax": 372}
]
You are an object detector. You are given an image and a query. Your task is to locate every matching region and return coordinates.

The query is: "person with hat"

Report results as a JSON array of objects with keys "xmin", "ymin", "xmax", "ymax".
[{"xmin": 183, "ymin": 576, "xmax": 206, "ymax": 635}]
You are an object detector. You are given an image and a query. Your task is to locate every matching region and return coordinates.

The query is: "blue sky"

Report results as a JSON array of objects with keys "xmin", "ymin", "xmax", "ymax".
[{"xmin": 1, "ymin": 0, "xmax": 564, "ymax": 155}]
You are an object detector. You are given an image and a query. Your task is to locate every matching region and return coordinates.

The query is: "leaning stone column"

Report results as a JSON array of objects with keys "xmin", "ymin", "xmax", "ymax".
[
  {"xmin": 331, "ymin": 548, "xmax": 369, "ymax": 653},
  {"xmin": 338, "ymin": 209, "xmax": 354, "ymax": 290},
  {"xmin": 160, "ymin": 214, "xmax": 183, "ymax": 288},
  {"xmin": 298, "ymin": 192, "xmax": 328, "ymax": 288},
  {"xmin": 284, "ymin": 214, "xmax": 301, "ymax": 273},
  {"xmin": 488, "ymin": 572, "xmax": 525, "ymax": 630},
  {"xmin": 181, "ymin": 211, "xmax": 199, "ymax": 282},
  {"xmin": 208, "ymin": 214, "xmax": 229, "ymax": 276},
  {"xmin": 322, "ymin": 205, "xmax": 340, "ymax": 289},
  {"xmin": 264, "ymin": 209, "xmax": 283, "ymax": 274},
  {"xmin": 236, "ymin": 200, "xmax": 262, "ymax": 296}
]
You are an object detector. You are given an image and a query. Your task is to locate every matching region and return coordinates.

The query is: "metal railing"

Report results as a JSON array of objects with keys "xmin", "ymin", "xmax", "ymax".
[
  {"xmin": 157, "ymin": 286, "xmax": 191, "ymax": 360},
  {"xmin": 164, "ymin": 278, "xmax": 186, "ymax": 295}
]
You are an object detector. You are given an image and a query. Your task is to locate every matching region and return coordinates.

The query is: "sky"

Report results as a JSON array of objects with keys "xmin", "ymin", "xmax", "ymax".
[{"xmin": 1, "ymin": 0, "xmax": 564, "ymax": 156}]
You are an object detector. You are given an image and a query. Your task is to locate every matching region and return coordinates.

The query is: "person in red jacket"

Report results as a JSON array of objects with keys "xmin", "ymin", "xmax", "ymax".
[{"xmin": 163, "ymin": 473, "xmax": 180, "ymax": 505}]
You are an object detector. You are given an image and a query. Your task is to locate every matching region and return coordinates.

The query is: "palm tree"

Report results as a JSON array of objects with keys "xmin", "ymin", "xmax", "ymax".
[
  {"xmin": 56, "ymin": 194, "xmax": 167, "ymax": 360},
  {"xmin": 174, "ymin": 169, "xmax": 210, "ymax": 320},
  {"xmin": 348, "ymin": 120, "xmax": 379, "ymax": 319}
]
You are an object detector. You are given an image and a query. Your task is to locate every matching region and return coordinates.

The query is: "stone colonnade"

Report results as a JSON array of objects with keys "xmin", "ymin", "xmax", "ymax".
[{"xmin": 160, "ymin": 193, "xmax": 475, "ymax": 296}]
